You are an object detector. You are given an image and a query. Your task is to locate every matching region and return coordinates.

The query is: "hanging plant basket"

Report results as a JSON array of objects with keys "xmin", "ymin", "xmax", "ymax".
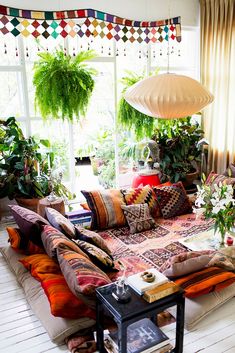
[{"xmin": 33, "ymin": 49, "xmax": 97, "ymax": 122}]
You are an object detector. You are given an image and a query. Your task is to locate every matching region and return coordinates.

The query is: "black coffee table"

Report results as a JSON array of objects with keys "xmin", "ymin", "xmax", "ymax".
[{"xmin": 96, "ymin": 282, "xmax": 185, "ymax": 353}]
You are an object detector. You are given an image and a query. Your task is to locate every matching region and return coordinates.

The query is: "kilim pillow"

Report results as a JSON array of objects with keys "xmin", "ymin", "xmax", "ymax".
[
  {"xmin": 9, "ymin": 205, "xmax": 49, "ymax": 247},
  {"xmin": 206, "ymin": 172, "xmax": 235, "ymax": 195},
  {"xmin": 7, "ymin": 227, "xmax": 45, "ymax": 255},
  {"xmin": 75, "ymin": 226, "xmax": 113, "ymax": 257},
  {"xmin": 174, "ymin": 266, "xmax": 235, "ymax": 298},
  {"xmin": 41, "ymin": 225, "xmax": 88, "ymax": 260},
  {"xmin": 121, "ymin": 204, "xmax": 156, "ymax": 234},
  {"xmin": 57, "ymin": 245, "xmax": 111, "ymax": 309},
  {"xmin": 81, "ymin": 189, "xmax": 126, "ymax": 230},
  {"xmin": 45, "ymin": 207, "xmax": 76, "ymax": 238},
  {"xmin": 121, "ymin": 185, "xmax": 160, "ymax": 217},
  {"xmin": 154, "ymin": 182, "xmax": 192, "ymax": 219},
  {"xmin": 223, "ymin": 163, "xmax": 235, "ymax": 177},
  {"xmin": 72, "ymin": 239, "xmax": 116, "ymax": 270},
  {"xmin": 20, "ymin": 253, "xmax": 95, "ymax": 319}
]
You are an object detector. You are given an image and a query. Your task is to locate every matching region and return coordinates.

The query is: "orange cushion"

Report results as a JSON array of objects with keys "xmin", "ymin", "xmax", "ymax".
[
  {"xmin": 80, "ymin": 202, "xmax": 91, "ymax": 211},
  {"xmin": 174, "ymin": 266, "xmax": 235, "ymax": 298},
  {"xmin": 7, "ymin": 227, "xmax": 44, "ymax": 255},
  {"xmin": 20, "ymin": 254, "xmax": 95, "ymax": 319}
]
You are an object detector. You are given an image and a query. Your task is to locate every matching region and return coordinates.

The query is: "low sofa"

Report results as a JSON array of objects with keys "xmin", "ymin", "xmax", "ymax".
[{"xmin": 1, "ymin": 181, "xmax": 235, "ymax": 350}]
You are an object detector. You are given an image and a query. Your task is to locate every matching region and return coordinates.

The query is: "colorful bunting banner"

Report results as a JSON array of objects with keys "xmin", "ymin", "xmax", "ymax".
[{"xmin": 0, "ymin": 5, "xmax": 181, "ymax": 43}]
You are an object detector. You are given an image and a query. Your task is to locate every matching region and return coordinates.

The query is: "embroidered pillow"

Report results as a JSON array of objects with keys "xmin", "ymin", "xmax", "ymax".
[
  {"xmin": 6, "ymin": 227, "xmax": 44, "ymax": 255},
  {"xmin": 41, "ymin": 225, "xmax": 88, "ymax": 260},
  {"xmin": 154, "ymin": 182, "xmax": 192, "ymax": 219},
  {"xmin": 45, "ymin": 207, "xmax": 76, "ymax": 238},
  {"xmin": 72, "ymin": 239, "xmax": 115, "ymax": 270},
  {"xmin": 174, "ymin": 266, "xmax": 235, "ymax": 298},
  {"xmin": 57, "ymin": 245, "xmax": 111, "ymax": 308},
  {"xmin": 207, "ymin": 253, "xmax": 235, "ymax": 271},
  {"xmin": 121, "ymin": 204, "xmax": 156, "ymax": 234},
  {"xmin": 9, "ymin": 205, "xmax": 49, "ymax": 247},
  {"xmin": 206, "ymin": 171, "xmax": 235, "ymax": 188},
  {"xmin": 81, "ymin": 189, "xmax": 126, "ymax": 230},
  {"xmin": 122, "ymin": 185, "xmax": 159, "ymax": 217},
  {"xmin": 75, "ymin": 226, "xmax": 112, "ymax": 257},
  {"xmin": 20, "ymin": 253, "xmax": 95, "ymax": 319}
]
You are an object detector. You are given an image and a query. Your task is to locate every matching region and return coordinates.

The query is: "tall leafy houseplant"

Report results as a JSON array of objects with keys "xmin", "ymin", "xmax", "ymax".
[
  {"xmin": 118, "ymin": 71, "xmax": 157, "ymax": 140},
  {"xmin": 152, "ymin": 117, "xmax": 203, "ymax": 183},
  {"xmin": 33, "ymin": 49, "xmax": 97, "ymax": 122},
  {"xmin": 0, "ymin": 117, "xmax": 74, "ymax": 200}
]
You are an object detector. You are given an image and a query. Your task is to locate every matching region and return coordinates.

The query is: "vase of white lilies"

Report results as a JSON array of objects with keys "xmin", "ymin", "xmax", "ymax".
[{"xmin": 194, "ymin": 179, "xmax": 235, "ymax": 245}]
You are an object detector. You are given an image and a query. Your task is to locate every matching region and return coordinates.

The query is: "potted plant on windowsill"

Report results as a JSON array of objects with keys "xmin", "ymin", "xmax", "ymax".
[{"xmin": 0, "ymin": 117, "xmax": 74, "ymax": 212}]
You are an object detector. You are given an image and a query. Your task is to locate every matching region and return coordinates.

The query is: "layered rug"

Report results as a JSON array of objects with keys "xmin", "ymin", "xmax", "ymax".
[{"xmin": 99, "ymin": 213, "xmax": 214, "ymax": 273}]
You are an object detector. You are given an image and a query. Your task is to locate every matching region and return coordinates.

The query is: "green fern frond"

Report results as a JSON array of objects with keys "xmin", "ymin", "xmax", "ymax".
[{"xmin": 33, "ymin": 49, "xmax": 97, "ymax": 122}]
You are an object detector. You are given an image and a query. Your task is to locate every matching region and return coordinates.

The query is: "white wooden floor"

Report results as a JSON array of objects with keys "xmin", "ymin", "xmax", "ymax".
[{"xmin": 1, "ymin": 221, "xmax": 235, "ymax": 353}]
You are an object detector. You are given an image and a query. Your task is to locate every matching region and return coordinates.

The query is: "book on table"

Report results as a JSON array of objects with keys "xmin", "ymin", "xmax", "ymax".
[
  {"xmin": 143, "ymin": 281, "xmax": 180, "ymax": 303},
  {"xmin": 105, "ymin": 318, "xmax": 170, "ymax": 353},
  {"xmin": 127, "ymin": 268, "xmax": 169, "ymax": 295}
]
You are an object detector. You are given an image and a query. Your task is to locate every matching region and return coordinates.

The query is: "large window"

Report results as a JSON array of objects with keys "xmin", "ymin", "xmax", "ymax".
[{"xmin": 0, "ymin": 27, "xmax": 199, "ymax": 201}]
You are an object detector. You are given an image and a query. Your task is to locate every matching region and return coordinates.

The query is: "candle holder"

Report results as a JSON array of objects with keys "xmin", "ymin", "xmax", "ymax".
[
  {"xmin": 112, "ymin": 260, "xmax": 131, "ymax": 303},
  {"xmin": 47, "ymin": 168, "xmax": 58, "ymax": 202}
]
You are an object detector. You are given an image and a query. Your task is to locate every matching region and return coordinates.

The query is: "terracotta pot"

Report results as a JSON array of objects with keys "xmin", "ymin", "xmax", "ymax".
[
  {"xmin": 183, "ymin": 170, "xmax": 199, "ymax": 188},
  {"xmin": 15, "ymin": 198, "xmax": 41, "ymax": 212}
]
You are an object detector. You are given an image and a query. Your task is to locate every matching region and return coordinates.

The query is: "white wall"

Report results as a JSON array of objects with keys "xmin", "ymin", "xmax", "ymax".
[{"xmin": 0, "ymin": 0, "xmax": 199, "ymax": 27}]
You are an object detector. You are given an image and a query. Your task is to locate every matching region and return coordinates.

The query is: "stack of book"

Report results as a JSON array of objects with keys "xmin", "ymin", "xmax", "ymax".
[
  {"xmin": 104, "ymin": 318, "xmax": 172, "ymax": 353},
  {"xmin": 127, "ymin": 268, "xmax": 179, "ymax": 303},
  {"xmin": 65, "ymin": 209, "xmax": 92, "ymax": 227}
]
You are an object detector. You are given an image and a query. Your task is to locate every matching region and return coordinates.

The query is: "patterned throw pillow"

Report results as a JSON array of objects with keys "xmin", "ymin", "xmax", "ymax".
[
  {"xmin": 174, "ymin": 266, "xmax": 235, "ymax": 298},
  {"xmin": 73, "ymin": 239, "xmax": 115, "ymax": 270},
  {"xmin": 154, "ymin": 182, "xmax": 192, "ymax": 219},
  {"xmin": 206, "ymin": 172, "xmax": 235, "ymax": 196},
  {"xmin": 121, "ymin": 204, "xmax": 156, "ymax": 234},
  {"xmin": 75, "ymin": 226, "xmax": 112, "ymax": 257},
  {"xmin": 9, "ymin": 205, "xmax": 49, "ymax": 247},
  {"xmin": 57, "ymin": 245, "xmax": 111, "ymax": 308},
  {"xmin": 207, "ymin": 253, "xmax": 235, "ymax": 271},
  {"xmin": 41, "ymin": 225, "xmax": 88, "ymax": 260},
  {"xmin": 20, "ymin": 253, "xmax": 95, "ymax": 319},
  {"xmin": 223, "ymin": 164, "xmax": 235, "ymax": 177},
  {"xmin": 81, "ymin": 189, "xmax": 126, "ymax": 230},
  {"xmin": 122, "ymin": 185, "xmax": 160, "ymax": 217},
  {"xmin": 7, "ymin": 227, "xmax": 44, "ymax": 255},
  {"xmin": 45, "ymin": 207, "xmax": 76, "ymax": 238}
]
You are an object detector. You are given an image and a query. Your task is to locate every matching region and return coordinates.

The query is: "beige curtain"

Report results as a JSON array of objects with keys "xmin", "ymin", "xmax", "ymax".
[{"xmin": 200, "ymin": 0, "xmax": 235, "ymax": 174}]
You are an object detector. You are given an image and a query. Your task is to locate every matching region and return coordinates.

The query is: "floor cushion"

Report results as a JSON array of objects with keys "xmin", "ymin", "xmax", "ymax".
[{"xmin": 0, "ymin": 246, "xmax": 96, "ymax": 343}]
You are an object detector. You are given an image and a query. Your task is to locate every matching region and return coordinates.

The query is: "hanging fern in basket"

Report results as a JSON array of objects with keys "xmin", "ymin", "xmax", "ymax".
[
  {"xmin": 33, "ymin": 49, "xmax": 97, "ymax": 122},
  {"xmin": 118, "ymin": 71, "xmax": 157, "ymax": 140}
]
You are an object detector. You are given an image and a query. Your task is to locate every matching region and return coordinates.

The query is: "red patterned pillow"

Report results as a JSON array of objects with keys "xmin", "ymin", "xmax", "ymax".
[
  {"xmin": 20, "ymin": 253, "xmax": 95, "ymax": 319},
  {"xmin": 174, "ymin": 266, "xmax": 235, "ymax": 298},
  {"xmin": 154, "ymin": 182, "xmax": 192, "ymax": 219},
  {"xmin": 7, "ymin": 227, "xmax": 44, "ymax": 255},
  {"xmin": 121, "ymin": 185, "xmax": 160, "ymax": 217},
  {"xmin": 57, "ymin": 245, "xmax": 111, "ymax": 309}
]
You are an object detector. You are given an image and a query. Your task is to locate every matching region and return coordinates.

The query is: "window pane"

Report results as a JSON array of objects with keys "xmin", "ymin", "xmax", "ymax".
[
  {"xmin": 0, "ymin": 37, "xmax": 20, "ymax": 65},
  {"xmin": 0, "ymin": 72, "xmax": 24, "ymax": 117}
]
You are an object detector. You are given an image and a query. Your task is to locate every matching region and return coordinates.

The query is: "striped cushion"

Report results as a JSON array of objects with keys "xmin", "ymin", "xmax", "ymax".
[
  {"xmin": 57, "ymin": 245, "xmax": 111, "ymax": 309},
  {"xmin": 20, "ymin": 254, "xmax": 95, "ymax": 319},
  {"xmin": 75, "ymin": 226, "xmax": 112, "ymax": 257},
  {"xmin": 7, "ymin": 227, "xmax": 44, "ymax": 255},
  {"xmin": 121, "ymin": 185, "xmax": 159, "ymax": 217},
  {"xmin": 73, "ymin": 239, "xmax": 115, "ymax": 270},
  {"xmin": 9, "ymin": 205, "xmax": 49, "ymax": 247},
  {"xmin": 174, "ymin": 266, "xmax": 235, "ymax": 298},
  {"xmin": 41, "ymin": 225, "xmax": 88, "ymax": 260},
  {"xmin": 81, "ymin": 189, "xmax": 126, "ymax": 230},
  {"xmin": 45, "ymin": 207, "xmax": 76, "ymax": 238}
]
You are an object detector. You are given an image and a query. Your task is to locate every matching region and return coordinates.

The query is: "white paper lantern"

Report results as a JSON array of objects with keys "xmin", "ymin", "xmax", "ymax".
[{"xmin": 124, "ymin": 73, "xmax": 214, "ymax": 119}]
